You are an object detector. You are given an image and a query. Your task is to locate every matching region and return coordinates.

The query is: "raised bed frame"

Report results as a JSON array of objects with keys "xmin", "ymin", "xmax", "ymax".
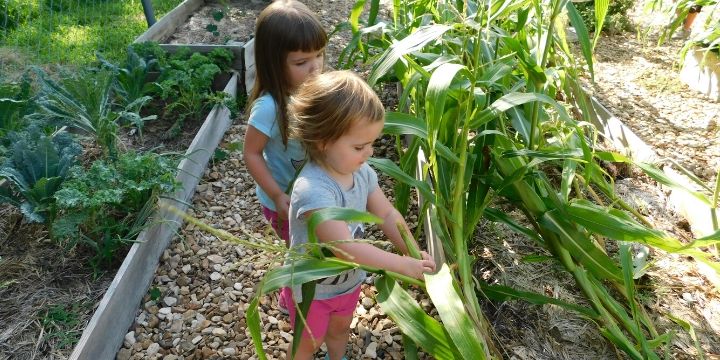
[
  {"xmin": 133, "ymin": 0, "xmax": 250, "ymax": 94},
  {"xmin": 69, "ymin": 73, "xmax": 239, "ymax": 360}
]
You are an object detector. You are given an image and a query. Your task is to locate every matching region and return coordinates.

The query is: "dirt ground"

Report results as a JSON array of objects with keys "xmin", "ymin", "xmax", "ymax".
[{"xmin": 1, "ymin": 0, "xmax": 719, "ymax": 359}]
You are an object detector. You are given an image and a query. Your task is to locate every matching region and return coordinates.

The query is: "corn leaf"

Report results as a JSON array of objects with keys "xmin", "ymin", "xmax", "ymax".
[
  {"xmin": 369, "ymin": 24, "xmax": 452, "ymax": 86},
  {"xmin": 261, "ymin": 259, "xmax": 355, "ymax": 292},
  {"xmin": 478, "ymin": 282, "xmax": 598, "ymax": 318},
  {"xmin": 425, "ymin": 264, "xmax": 491, "ymax": 359},
  {"xmin": 369, "ymin": 158, "xmax": 435, "ymax": 202},
  {"xmin": 541, "ymin": 210, "xmax": 623, "ymax": 282},
  {"xmin": 375, "ymin": 275, "xmax": 461, "ymax": 359}
]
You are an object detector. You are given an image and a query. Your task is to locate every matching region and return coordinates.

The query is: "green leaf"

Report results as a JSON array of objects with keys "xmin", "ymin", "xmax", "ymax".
[
  {"xmin": 635, "ymin": 162, "xmax": 711, "ymax": 206},
  {"xmin": 369, "ymin": 24, "xmax": 452, "ymax": 86},
  {"xmin": 565, "ymin": 1, "xmax": 594, "ymax": 78},
  {"xmin": 260, "ymin": 259, "xmax": 355, "ymax": 293},
  {"xmin": 212, "ymin": 10, "xmax": 224, "ymax": 21},
  {"xmin": 368, "ymin": 158, "xmax": 435, "ymax": 202},
  {"xmin": 478, "ymin": 282, "xmax": 598, "ymax": 318},
  {"xmin": 541, "ymin": 210, "xmax": 623, "ymax": 283},
  {"xmin": 205, "ymin": 24, "xmax": 218, "ymax": 33},
  {"xmin": 425, "ymin": 264, "xmax": 490, "ymax": 359},
  {"xmin": 375, "ymin": 276, "xmax": 460, "ymax": 359},
  {"xmin": 384, "ymin": 112, "xmax": 427, "ymax": 138}
]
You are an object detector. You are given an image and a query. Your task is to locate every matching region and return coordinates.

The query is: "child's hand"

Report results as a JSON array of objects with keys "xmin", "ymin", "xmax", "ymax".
[
  {"xmin": 273, "ymin": 193, "xmax": 291, "ymax": 220},
  {"xmin": 405, "ymin": 251, "xmax": 436, "ymax": 280}
]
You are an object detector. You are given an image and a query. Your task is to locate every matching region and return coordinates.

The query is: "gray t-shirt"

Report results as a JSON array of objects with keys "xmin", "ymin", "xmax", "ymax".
[{"xmin": 288, "ymin": 161, "xmax": 379, "ymax": 303}]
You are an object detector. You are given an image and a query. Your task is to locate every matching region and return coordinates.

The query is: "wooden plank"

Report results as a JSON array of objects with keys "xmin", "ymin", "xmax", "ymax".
[
  {"xmin": 69, "ymin": 73, "xmax": 238, "ymax": 360},
  {"xmin": 587, "ymin": 95, "xmax": 658, "ymax": 163},
  {"xmin": 244, "ymin": 38, "xmax": 256, "ymax": 96},
  {"xmin": 134, "ymin": 0, "xmax": 205, "ymax": 44},
  {"xmin": 160, "ymin": 43, "xmax": 245, "ymax": 71}
]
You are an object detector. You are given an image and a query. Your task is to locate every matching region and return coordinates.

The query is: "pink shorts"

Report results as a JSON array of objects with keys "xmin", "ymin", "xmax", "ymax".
[
  {"xmin": 280, "ymin": 286, "xmax": 362, "ymax": 341},
  {"xmin": 262, "ymin": 206, "xmax": 289, "ymax": 242}
]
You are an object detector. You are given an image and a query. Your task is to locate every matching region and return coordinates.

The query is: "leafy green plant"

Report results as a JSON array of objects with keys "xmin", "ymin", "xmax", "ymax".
[
  {"xmin": 0, "ymin": 73, "xmax": 34, "ymax": 142},
  {"xmin": 154, "ymin": 48, "xmax": 234, "ymax": 138},
  {"xmin": 98, "ymin": 48, "xmax": 158, "ymax": 108},
  {"xmin": 40, "ymin": 302, "xmax": 87, "ymax": 349},
  {"xmin": 0, "ymin": 128, "xmax": 81, "ymax": 223},
  {"xmin": 575, "ymin": 0, "xmax": 635, "ymax": 34},
  {"xmin": 52, "ymin": 151, "xmax": 179, "ymax": 270},
  {"xmin": 31, "ymin": 68, "xmax": 155, "ymax": 158}
]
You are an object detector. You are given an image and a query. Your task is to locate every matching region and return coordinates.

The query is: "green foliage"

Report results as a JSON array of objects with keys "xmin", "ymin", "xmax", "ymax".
[
  {"xmin": 0, "ymin": 0, "xmax": 37, "ymax": 34},
  {"xmin": 0, "ymin": 128, "xmax": 81, "ymax": 223},
  {"xmin": 40, "ymin": 301, "xmax": 90, "ymax": 349},
  {"xmin": 0, "ymin": 73, "xmax": 35, "ymax": 142},
  {"xmin": 155, "ymin": 48, "xmax": 234, "ymax": 138},
  {"xmin": 31, "ymin": 68, "xmax": 119, "ymax": 157},
  {"xmin": 129, "ymin": 41, "xmax": 167, "ymax": 69},
  {"xmin": 0, "ymin": 0, "xmax": 183, "ymax": 65},
  {"xmin": 98, "ymin": 48, "xmax": 158, "ymax": 108},
  {"xmin": 575, "ymin": 0, "xmax": 635, "ymax": 33},
  {"xmin": 53, "ymin": 151, "xmax": 179, "ymax": 269}
]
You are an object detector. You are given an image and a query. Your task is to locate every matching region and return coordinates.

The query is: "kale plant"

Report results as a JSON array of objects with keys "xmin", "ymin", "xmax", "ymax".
[
  {"xmin": 53, "ymin": 151, "xmax": 179, "ymax": 269},
  {"xmin": 0, "ymin": 128, "xmax": 82, "ymax": 223},
  {"xmin": 31, "ymin": 68, "xmax": 155, "ymax": 158},
  {"xmin": 155, "ymin": 48, "xmax": 234, "ymax": 138}
]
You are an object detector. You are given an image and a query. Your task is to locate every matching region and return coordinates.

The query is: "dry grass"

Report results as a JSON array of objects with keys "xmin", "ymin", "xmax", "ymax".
[{"xmin": 0, "ymin": 205, "xmax": 113, "ymax": 360}]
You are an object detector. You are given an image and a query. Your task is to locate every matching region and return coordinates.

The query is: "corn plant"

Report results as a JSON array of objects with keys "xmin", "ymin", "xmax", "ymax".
[{"xmin": 338, "ymin": 0, "xmax": 720, "ymax": 358}]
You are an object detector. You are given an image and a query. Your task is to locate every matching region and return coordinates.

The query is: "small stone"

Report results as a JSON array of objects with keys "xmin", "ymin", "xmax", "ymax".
[
  {"xmin": 212, "ymin": 327, "xmax": 227, "ymax": 337},
  {"xmin": 191, "ymin": 335, "xmax": 203, "ymax": 344},
  {"xmin": 233, "ymin": 282, "xmax": 243, "ymax": 291},
  {"xmin": 280, "ymin": 331, "xmax": 293, "ymax": 342},
  {"xmin": 162, "ymin": 297, "xmax": 177, "ymax": 307},
  {"xmin": 116, "ymin": 348, "xmax": 131, "ymax": 360},
  {"xmin": 222, "ymin": 347, "xmax": 237, "ymax": 356},
  {"xmin": 267, "ymin": 316, "xmax": 278, "ymax": 325},
  {"xmin": 362, "ymin": 297, "xmax": 375, "ymax": 309},
  {"xmin": 123, "ymin": 331, "xmax": 136, "ymax": 348},
  {"xmin": 210, "ymin": 272, "xmax": 222, "ymax": 281},
  {"xmin": 146, "ymin": 343, "xmax": 160, "ymax": 356},
  {"xmin": 365, "ymin": 341, "xmax": 378, "ymax": 358}
]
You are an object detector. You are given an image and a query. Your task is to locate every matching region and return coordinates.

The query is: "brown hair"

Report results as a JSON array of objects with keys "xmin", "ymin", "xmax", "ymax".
[
  {"xmin": 248, "ymin": 0, "xmax": 327, "ymax": 145},
  {"xmin": 289, "ymin": 70, "xmax": 385, "ymax": 164}
]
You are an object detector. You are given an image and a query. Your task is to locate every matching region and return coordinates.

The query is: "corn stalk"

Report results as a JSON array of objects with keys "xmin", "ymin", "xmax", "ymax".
[{"xmin": 341, "ymin": 0, "xmax": 720, "ymax": 358}]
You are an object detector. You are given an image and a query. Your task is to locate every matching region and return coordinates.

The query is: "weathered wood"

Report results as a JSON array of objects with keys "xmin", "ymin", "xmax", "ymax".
[
  {"xmin": 680, "ymin": 49, "xmax": 720, "ymax": 102},
  {"xmin": 69, "ymin": 74, "xmax": 238, "ymax": 360},
  {"xmin": 134, "ymin": 0, "xmax": 205, "ymax": 43},
  {"xmin": 588, "ymin": 95, "xmax": 658, "ymax": 163},
  {"xmin": 244, "ymin": 38, "xmax": 256, "ymax": 96},
  {"xmin": 160, "ymin": 43, "xmax": 245, "ymax": 71}
]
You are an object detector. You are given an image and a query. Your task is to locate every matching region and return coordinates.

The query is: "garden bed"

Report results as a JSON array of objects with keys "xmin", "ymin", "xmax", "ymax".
[{"xmin": 0, "ymin": 69, "xmax": 239, "ymax": 360}]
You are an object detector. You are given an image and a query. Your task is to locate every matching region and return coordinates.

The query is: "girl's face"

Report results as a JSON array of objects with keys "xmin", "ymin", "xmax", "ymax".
[
  {"xmin": 320, "ymin": 118, "xmax": 384, "ymax": 180},
  {"xmin": 286, "ymin": 48, "xmax": 325, "ymax": 90}
]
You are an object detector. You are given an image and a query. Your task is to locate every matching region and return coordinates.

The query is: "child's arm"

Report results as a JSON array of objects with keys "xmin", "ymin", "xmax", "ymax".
[
  {"xmin": 313, "ymin": 217, "xmax": 435, "ymax": 280},
  {"xmin": 243, "ymin": 126, "xmax": 290, "ymax": 219}
]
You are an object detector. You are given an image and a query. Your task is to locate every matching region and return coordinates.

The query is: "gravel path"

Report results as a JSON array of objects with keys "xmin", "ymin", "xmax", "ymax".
[
  {"xmin": 116, "ymin": 124, "xmax": 432, "ymax": 360},
  {"xmin": 586, "ymin": 5, "xmax": 720, "ymax": 184}
]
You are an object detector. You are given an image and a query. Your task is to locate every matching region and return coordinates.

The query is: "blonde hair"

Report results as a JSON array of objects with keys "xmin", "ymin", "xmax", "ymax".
[
  {"xmin": 289, "ymin": 71, "xmax": 384, "ymax": 163},
  {"xmin": 248, "ymin": 0, "xmax": 327, "ymax": 145}
]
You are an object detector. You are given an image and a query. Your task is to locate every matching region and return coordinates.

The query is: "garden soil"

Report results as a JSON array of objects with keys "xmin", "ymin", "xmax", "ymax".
[{"xmin": 1, "ymin": 0, "xmax": 719, "ymax": 359}]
